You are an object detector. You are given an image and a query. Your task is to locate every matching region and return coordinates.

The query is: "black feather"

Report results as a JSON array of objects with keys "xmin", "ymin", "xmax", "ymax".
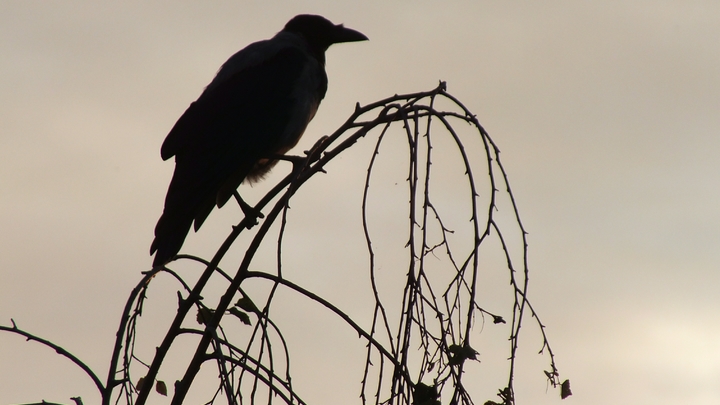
[{"xmin": 150, "ymin": 15, "xmax": 367, "ymax": 267}]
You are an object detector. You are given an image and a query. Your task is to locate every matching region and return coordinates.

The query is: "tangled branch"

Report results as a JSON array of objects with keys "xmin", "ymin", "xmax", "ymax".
[{"xmin": 1, "ymin": 83, "xmax": 567, "ymax": 405}]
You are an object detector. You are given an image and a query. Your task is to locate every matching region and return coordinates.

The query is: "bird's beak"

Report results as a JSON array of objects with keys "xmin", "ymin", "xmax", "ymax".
[{"xmin": 332, "ymin": 25, "xmax": 369, "ymax": 44}]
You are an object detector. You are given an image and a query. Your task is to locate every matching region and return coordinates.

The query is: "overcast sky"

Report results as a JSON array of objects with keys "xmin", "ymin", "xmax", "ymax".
[{"xmin": 1, "ymin": 2, "xmax": 719, "ymax": 405}]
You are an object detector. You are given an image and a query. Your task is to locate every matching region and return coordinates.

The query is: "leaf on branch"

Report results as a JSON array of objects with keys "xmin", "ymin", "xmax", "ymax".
[
  {"xmin": 561, "ymin": 379, "xmax": 572, "ymax": 399},
  {"xmin": 448, "ymin": 344, "xmax": 478, "ymax": 366},
  {"xmin": 196, "ymin": 307, "xmax": 214, "ymax": 325},
  {"xmin": 156, "ymin": 380, "xmax": 168, "ymax": 396},
  {"xmin": 492, "ymin": 315, "xmax": 506, "ymax": 324},
  {"xmin": 228, "ymin": 307, "xmax": 252, "ymax": 325},
  {"xmin": 235, "ymin": 296, "xmax": 259, "ymax": 313},
  {"xmin": 136, "ymin": 376, "xmax": 145, "ymax": 391},
  {"xmin": 413, "ymin": 382, "xmax": 440, "ymax": 405}
]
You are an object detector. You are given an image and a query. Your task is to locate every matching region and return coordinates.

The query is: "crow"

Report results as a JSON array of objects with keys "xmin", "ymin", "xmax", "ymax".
[{"xmin": 150, "ymin": 15, "xmax": 367, "ymax": 267}]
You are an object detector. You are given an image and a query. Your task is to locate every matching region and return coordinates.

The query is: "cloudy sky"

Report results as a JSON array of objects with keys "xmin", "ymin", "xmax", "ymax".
[{"xmin": 1, "ymin": 1, "xmax": 719, "ymax": 405}]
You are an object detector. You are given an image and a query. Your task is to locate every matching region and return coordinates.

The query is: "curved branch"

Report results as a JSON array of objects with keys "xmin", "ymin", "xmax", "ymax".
[
  {"xmin": 244, "ymin": 271, "xmax": 405, "ymax": 375},
  {"xmin": 0, "ymin": 319, "xmax": 105, "ymax": 395}
]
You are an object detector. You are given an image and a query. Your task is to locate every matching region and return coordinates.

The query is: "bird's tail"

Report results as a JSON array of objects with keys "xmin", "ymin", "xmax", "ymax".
[
  {"xmin": 150, "ymin": 182, "xmax": 217, "ymax": 267},
  {"xmin": 150, "ymin": 153, "xmax": 255, "ymax": 267},
  {"xmin": 150, "ymin": 211, "xmax": 194, "ymax": 267}
]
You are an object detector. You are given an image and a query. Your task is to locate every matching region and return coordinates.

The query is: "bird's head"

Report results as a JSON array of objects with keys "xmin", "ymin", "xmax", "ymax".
[{"xmin": 282, "ymin": 14, "xmax": 368, "ymax": 55}]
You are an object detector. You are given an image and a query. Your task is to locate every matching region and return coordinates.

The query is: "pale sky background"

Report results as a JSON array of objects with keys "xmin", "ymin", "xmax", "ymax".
[{"xmin": 1, "ymin": 1, "xmax": 720, "ymax": 405}]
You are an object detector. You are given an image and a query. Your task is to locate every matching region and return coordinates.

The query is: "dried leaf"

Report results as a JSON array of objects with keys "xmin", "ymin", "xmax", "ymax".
[
  {"xmin": 156, "ymin": 380, "xmax": 168, "ymax": 396},
  {"xmin": 492, "ymin": 315, "xmax": 506, "ymax": 324},
  {"xmin": 561, "ymin": 379, "xmax": 572, "ymax": 399},
  {"xmin": 462, "ymin": 345, "xmax": 478, "ymax": 360},
  {"xmin": 413, "ymin": 382, "xmax": 440, "ymax": 405},
  {"xmin": 228, "ymin": 307, "xmax": 252, "ymax": 325},
  {"xmin": 235, "ymin": 296, "xmax": 259, "ymax": 313},
  {"xmin": 447, "ymin": 344, "xmax": 478, "ymax": 365},
  {"xmin": 196, "ymin": 307, "xmax": 214, "ymax": 325}
]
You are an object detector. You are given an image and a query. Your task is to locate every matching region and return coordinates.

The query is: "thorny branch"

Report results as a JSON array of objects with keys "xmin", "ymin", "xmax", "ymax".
[{"xmin": 1, "ymin": 83, "xmax": 567, "ymax": 405}]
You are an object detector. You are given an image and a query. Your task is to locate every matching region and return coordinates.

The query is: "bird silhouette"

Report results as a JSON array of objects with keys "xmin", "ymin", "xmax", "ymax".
[{"xmin": 150, "ymin": 15, "xmax": 367, "ymax": 267}]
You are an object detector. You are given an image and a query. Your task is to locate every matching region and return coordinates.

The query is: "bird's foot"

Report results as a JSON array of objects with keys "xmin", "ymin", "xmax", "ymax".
[
  {"xmin": 272, "ymin": 154, "xmax": 308, "ymax": 173},
  {"xmin": 304, "ymin": 135, "xmax": 330, "ymax": 164},
  {"xmin": 233, "ymin": 192, "xmax": 264, "ymax": 229},
  {"xmin": 269, "ymin": 135, "xmax": 330, "ymax": 176}
]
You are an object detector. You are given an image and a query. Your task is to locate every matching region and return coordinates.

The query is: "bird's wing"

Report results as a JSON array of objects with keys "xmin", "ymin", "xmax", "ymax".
[
  {"xmin": 161, "ymin": 40, "xmax": 307, "ymax": 159},
  {"xmin": 151, "ymin": 41, "xmax": 322, "ymax": 265}
]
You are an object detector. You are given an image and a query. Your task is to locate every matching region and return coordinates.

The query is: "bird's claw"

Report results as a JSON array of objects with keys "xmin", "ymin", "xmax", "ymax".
[
  {"xmin": 233, "ymin": 192, "xmax": 264, "ymax": 229},
  {"xmin": 304, "ymin": 135, "xmax": 330, "ymax": 162},
  {"xmin": 269, "ymin": 136, "xmax": 330, "ymax": 177}
]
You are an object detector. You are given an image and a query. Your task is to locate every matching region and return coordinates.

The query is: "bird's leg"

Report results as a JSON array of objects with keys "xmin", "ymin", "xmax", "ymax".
[
  {"xmin": 232, "ymin": 191, "xmax": 264, "ymax": 229},
  {"xmin": 305, "ymin": 135, "xmax": 331, "ymax": 164},
  {"xmin": 271, "ymin": 154, "xmax": 308, "ymax": 175},
  {"xmin": 269, "ymin": 135, "xmax": 330, "ymax": 175}
]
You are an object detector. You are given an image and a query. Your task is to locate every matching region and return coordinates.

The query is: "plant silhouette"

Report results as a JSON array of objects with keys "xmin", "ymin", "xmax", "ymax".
[{"xmin": 1, "ymin": 83, "xmax": 568, "ymax": 405}]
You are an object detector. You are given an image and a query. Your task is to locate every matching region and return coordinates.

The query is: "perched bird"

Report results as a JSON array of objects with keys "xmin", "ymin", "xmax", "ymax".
[{"xmin": 150, "ymin": 15, "xmax": 367, "ymax": 267}]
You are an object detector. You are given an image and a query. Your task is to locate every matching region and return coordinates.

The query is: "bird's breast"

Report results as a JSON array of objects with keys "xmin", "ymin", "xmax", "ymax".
[
  {"xmin": 244, "ymin": 55, "xmax": 326, "ymax": 183},
  {"xmin": 279, "ymin": 58, "xmax": 326, "ymax": 150}
]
